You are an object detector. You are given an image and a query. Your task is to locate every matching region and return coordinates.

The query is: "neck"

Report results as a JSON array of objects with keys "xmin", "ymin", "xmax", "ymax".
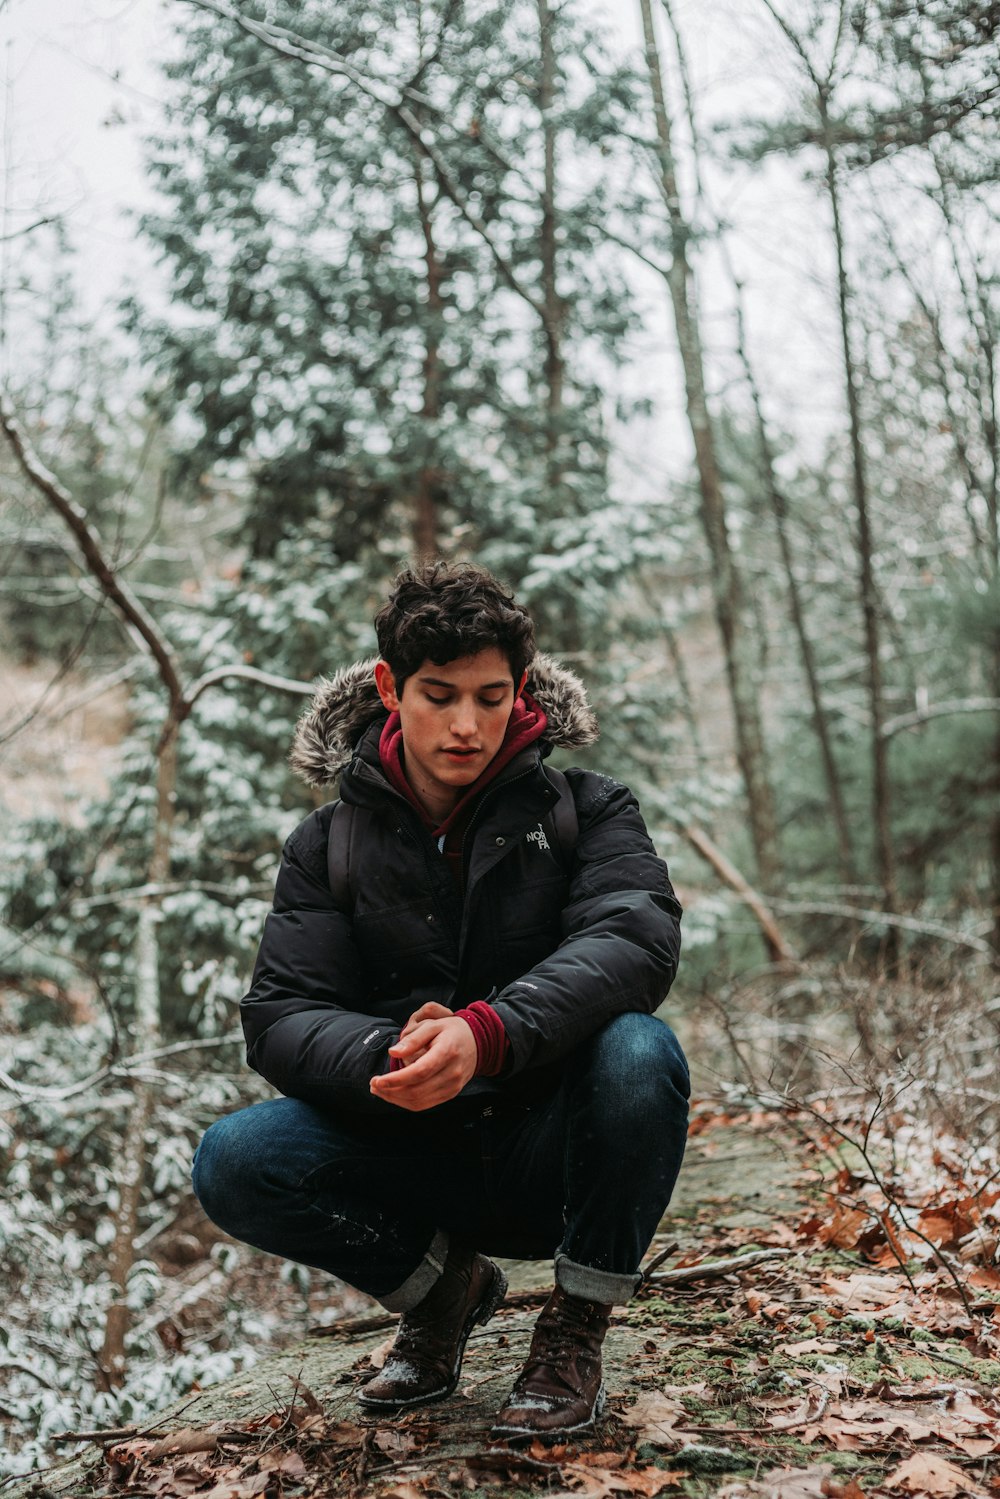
[{"xmin": 408, "ymin": 774, "xmax": 459, "ymax": 826}]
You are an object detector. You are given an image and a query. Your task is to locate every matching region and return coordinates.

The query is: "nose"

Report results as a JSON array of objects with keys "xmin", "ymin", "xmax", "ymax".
[{"xmin": 450, "ymin": 700, "xmax": 478, "ymax": 739}]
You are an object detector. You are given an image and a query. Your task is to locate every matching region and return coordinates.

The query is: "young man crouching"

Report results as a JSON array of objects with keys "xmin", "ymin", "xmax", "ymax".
[{"xmin": 192, "ymin": 561, "xmax": 689, "ymax": 1437}]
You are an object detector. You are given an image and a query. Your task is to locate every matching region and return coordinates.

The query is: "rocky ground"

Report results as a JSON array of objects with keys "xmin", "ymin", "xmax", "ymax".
[{"xmin": 11, "ymin": 1105, "xmax": 1000, "ymax": 1499}]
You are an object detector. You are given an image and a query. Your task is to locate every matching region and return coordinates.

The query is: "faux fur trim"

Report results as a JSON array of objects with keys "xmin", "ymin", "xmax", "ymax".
[{"xmin": 289, "ymin": 652, "xmax": 599, "ymax": 789}]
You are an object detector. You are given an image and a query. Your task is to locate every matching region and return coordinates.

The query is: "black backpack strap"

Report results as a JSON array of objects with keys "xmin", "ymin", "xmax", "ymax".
[
  {"xmin": 542, "ymin": 767, "xmax": 579, "ymax": 875},
  {"xmin": 327, "ymin": 799, "xmax": 371, "ymax": 913}
]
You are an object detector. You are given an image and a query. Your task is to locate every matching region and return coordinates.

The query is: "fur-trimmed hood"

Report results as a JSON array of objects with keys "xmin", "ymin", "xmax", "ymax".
[{"xmin": 289, "ymin": 653, "xmax": 599, "ymax": 789}]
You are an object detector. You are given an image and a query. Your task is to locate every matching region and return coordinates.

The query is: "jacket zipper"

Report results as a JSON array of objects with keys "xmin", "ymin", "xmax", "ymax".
[{"xmin": 456, "ymin": 765, "xmax": 557, "ymax": 977}]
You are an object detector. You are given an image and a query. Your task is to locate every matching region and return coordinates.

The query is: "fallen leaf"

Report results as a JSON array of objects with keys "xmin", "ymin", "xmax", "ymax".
[
  {"xmin": 368, "ymin": 1334, "xmax": 397, "ymax": 1370},
  {"xmin": 938, "ymin": 1392, "xmax": 996, "ymax": 1428},
  {"xmin": 626, "ymin": 1469, "xmax": 685, "ymax": 1495},
  {"xmin": 258, "ymin": 1451, "xmax": 308, "ymax": 1478},
  {"xmin": 618, "ymin": 1391, "xmax": 685, "ymax": 1448},
  {"xmin": 571, "ymin": 1450, "xmax": 627, "ymax": 1469},
  {"xmin": 821, "ymin": 1273, "xmax": 906, "ymax": 1308},
  {"xmin": 801, "ymin": 1399, "xmax": 943, "ymax": 1451},
  {"xmin": 200, "ymin": 1475, "xmax": 271, "ymax": 1499},
  {"xmin": 815, "ymin": 1205, "xmax": 870, "ymax": 1250},
  {"xmin": 718, "ymin": 1465, "xmax": 836, "ymax": 1499},
  {"xmin": 529, "ymin": 1440, "xmax": 569, "ymax": 1463},
  {"xmin": 107, "ymin": 1428, "xmax": 221, "ymax": 1463},
  {"xmin": 945, "ymin": 1436, "xmax": 996, "ymax": 1458},
  {"xmin": 765, "ymin": 1392, "xmax": 829, "ymax": 1431},
  {"xmin": 967, "ymin": 1267, "xmax": 1000, "ymax": 1291},
  {"xmin": 559, "ymin": 1462, "xmax": 680, "ymax": 1497},
  {"xmin": 313, "ymin": 1418, "xmax": 368, "ymax": 1445},
  {"xmin": 883, "ymin": 1452, "xmax": 974, "ymax": 1495},
  {"xmin": 821, "ymin": 1478, "xmax": 867, "ymax": 1499},
  {"xmin": 917, "ymin": 1198, "xmax": 980, "ymax": 1248}
]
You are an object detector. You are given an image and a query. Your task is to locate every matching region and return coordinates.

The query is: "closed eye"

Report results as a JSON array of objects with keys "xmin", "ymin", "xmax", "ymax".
[{"xmin": 425, "ymin": 695, "xmax": 506, "ymax": 708}]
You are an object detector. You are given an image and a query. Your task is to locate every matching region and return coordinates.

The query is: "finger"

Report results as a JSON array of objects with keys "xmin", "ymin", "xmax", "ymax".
[
  {"xmin": 387, "ymin": 1041, "xmax": 432, "ymax": 1068},
  {"xmin": 374, "ymin": 1051, "xmax": 443, "ymax": 1092},
  {"xmin": 389, "ymin": 1023, "xmax": 445, "ymax": 1061},
  {"xmin": 402, "ymin": 1002, "xmax": 452, "ymax": 1036}
]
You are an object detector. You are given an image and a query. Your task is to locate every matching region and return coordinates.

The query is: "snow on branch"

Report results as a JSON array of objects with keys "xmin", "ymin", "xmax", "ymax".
[{"xmin": 880, "ymin": 697, "xmax": 1000, "ymax": 739}]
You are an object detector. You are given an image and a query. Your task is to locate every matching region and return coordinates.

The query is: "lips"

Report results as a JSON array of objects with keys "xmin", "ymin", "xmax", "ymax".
[{"xmin": 442, "ymin": 747, "xmax": 479, "ymax": 758}]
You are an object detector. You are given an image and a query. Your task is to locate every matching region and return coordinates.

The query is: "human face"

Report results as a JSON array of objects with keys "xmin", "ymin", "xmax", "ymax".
[{"xmin": 374, "ymin": 647, "xmax": 524, "ymax": 822}]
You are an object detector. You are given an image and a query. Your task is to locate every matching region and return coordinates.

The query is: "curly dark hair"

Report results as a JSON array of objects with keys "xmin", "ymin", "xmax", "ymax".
[{"xmin": 374, "ymin": 561, "xmax": 536, "ymax": 691}]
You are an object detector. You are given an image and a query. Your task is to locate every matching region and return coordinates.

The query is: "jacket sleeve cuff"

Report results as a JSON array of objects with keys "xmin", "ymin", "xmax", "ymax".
[{"xmin": 454, "ymin": 1000, "xmax": 510, "ymax": 1078}]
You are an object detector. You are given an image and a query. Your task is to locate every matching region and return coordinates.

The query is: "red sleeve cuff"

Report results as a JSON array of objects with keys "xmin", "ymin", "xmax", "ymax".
[{"xmin": 454, "ymin": 1000, "xmax": 510, "ymax": 1078}]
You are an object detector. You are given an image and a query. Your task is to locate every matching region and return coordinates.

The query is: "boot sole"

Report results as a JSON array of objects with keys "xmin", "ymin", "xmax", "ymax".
[
  {"xmin": 357, "ymin": 1261, "xmax": 509, "ymax": 1412},
  {"xmin": 490, "ymin": 1381, "xmax": 607, "ymax": 1439}
]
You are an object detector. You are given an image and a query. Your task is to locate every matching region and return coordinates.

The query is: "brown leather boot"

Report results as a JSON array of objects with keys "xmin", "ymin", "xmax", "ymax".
[
  {"xmin": 491, "ymin": 1285, "xmax": 612, "ymax": 1438},
  {"xmin": 357, "ymin": 1245, "xmax": 507, "ymax": 1411}
]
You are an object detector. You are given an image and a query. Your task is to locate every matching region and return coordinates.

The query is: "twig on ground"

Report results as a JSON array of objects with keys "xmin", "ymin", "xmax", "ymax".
[
  {"xmin": 642, "ymin": 1240, "xmax": 679, "ymax": 1278},
  {"xmin": 645, "ymin": 1248, "xmax": 794, "ymax": 1285},
  {"xmin": 308, "ymin": 1313, "xmax": 397, "ymax": 1338},
  {"xmin": 51, "ymin": 1425, "xmax": 144, "ymax": 1444}
]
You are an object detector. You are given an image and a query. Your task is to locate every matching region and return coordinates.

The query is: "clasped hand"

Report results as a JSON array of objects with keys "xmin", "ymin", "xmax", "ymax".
[{"xmin": 369, "ymin": 1002, "xmax": 477, "ymax": 1112}]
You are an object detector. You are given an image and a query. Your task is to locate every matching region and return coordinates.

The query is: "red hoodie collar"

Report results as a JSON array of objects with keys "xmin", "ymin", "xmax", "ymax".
[{"xmin": 378, "ymin": 692, "xmax": 548, "ymax": 837}]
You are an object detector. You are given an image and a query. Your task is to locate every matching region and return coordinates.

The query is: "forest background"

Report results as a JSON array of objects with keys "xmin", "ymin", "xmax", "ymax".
[{"xmin": 0, "ymin": 0, "xmax": 997, "ymax": 1480}]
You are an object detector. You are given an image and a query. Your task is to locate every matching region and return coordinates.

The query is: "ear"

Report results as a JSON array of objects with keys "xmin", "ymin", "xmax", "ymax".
[
  {"xmin": 516, "ymin": 669, "xmax": 528, "ymax": 698},
  {"xmin": 374, "ymin": 660, "xmax": 401, "ymax": 712}
]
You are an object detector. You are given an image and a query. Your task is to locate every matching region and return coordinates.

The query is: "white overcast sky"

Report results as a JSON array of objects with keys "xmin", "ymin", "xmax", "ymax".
[{"xmin": 1, "ymin": 0, "xmax": 860, "ymax": 478}]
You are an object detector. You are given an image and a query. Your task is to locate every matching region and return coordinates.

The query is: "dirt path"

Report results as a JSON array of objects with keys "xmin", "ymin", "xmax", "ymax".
[{"xmin": 14, "ymin": 1111, "xmax": 1000, "ymax": 1499}]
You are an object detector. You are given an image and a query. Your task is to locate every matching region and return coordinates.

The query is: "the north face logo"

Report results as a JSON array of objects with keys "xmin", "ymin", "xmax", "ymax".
[{"xmin": 526, "ymin": 824, "xmax": 551, "ymax": 852}]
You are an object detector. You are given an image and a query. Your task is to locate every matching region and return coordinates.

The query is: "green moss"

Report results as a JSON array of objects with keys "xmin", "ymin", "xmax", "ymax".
[{"xmin": 672, "ymin": 1446, "xmax": 757, "ymax": 1476}]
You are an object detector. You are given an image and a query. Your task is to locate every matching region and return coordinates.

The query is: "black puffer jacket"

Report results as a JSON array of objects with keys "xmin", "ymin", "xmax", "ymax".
[{"xmin": 240, "ymin": 655, "xmax": 682, "ymax": 1116}]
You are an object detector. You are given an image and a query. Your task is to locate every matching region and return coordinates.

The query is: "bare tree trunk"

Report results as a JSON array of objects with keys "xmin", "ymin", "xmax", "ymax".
[
  {"xmin": 820, "ymin": 99, "xmax": 900, "ymax": 952},
  {"xmin": 413, "ymin": 151, "xmax": 443, "ymax": 562},
  {"xmin": 930, "ymin": 172, "xmax": 1000, "ymax": 963},
  {"xmin": 638, "ymin": 0, "xmax": 781, "ymax": 897},
  {"xmin": 730, "ymin": 290, "xmax": 856, "ymax": 882},
  {"xmin": 536, "ymin": 0, "xmax": 565, "ymax": 493},
  {"xmin": 98, "ymin": 717, "xmax": 179, "ymax": 1384}
]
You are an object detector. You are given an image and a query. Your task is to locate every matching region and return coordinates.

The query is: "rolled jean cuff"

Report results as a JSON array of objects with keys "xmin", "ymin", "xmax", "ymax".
[
  {"xmin": 377, "ymin": 1229, "xmax": 449, "ymax": 1313},
  {"xmin": 555, "ymin": 1251, "xmax": 640, "ymax": 1306}
]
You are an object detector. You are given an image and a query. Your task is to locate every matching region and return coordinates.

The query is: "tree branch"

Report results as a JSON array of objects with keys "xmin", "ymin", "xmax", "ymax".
[
  {"xmin": 766, "ymin": 898, "xmax": 992, "ymax": 955},
  {"xmin": 0, "ymin": 215, "xmax": 59, "ymax": 243},
  {"xmin": 0, "ymin": 1035, "xmax": 244, "ymax": 1105},
  {"xmin": 186, "ymin": 663, "xmax": 315, "ymax": 707},
  {"xmin": 881, "ymin": 697, "xmax": 1000, "ymax": 740},
  {"xmin": 675, "ymin": 821, "xmax": 799, "ymax": 964},
  {"xmin": 0, "ymin": 392, "xmax": 184, "ymax": 708}
]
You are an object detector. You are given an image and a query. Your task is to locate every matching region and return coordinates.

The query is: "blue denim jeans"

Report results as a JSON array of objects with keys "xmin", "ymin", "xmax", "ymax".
[{"xmin": 192, "ymin": 1012, "xmax": 689, "ymax": 1308}]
